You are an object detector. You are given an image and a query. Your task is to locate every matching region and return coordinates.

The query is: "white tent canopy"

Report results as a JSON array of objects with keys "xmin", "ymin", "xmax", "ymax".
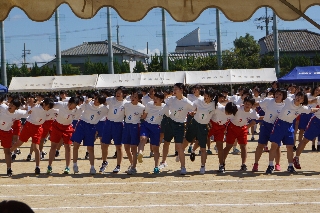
[
  {"xmin": 140, "ymin": 72, "xmax": 185, "ymax": 86},
  {"xmin": 229, "ymin": 68, "xmax": 277, "ymax": 84},
  {"xmin": 52, "ymin": 75, "xmax": 98, "ymax": 90},
  {"xmin": 95, "ymin": 73, "xmax": 141, "ymax": 89},
  {"xmin": 185, "ymin": 70, "xmax": 232, "ymax": 85}
]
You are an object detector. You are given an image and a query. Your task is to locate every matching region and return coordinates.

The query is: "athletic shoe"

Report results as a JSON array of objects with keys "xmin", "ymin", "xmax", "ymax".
[
  {"xmin": 85, "ymin": 151, "xmax": 89, "ymax": 159},
  {"xmin": 254, "ymin": 131, "xmax": 258, "ymax": 134},
  {"xmin": 113, "ymin": 165, "xmax": 120, "ymax": 173},
  {"xmin": 293, "ymin": 157, "xmax": 301, "ymax": 169},
  {"xmin": 7, "ymin": 168, "xmax": 13, "ymax": 177},
  {"xmin": 199, "ymin": 166, "xmax": 205, "ymax": 174},
  {"xmin": 187, "ymin": 146, "xmax": 192, "ymax": 153},
  {"xmin": 175, "ymin": 155, "xmax": 180, "ymax": 162},
  {"xmin": 266, "ymin": 165, "xmax": 274, "ymax": 174},
  {"xmin": 113, "ymin": 151, "xmax": 117, "ymax": 158},
  {"xmin": 159, "ymin": 162, "xmax": 168, "ymax": 170},
  {"xmin": 190, "ymin": 152, "xmax": 196, "ymax": 162},
  {"xmin": 137, "ymin": 153, "xmax": 143, "ymax": 163},
  {"xmin": 73, "ymin": 165, "xmax": 79, "ymax": 174},
  {"xmin": 240, "ymin": 164, "xmax": 247, "ymax": 171},
  {"xmin": 252, "ymin": 163, "xmax": 258, "ymax": 172},
  {"xmin": 55, "ymin": 150, "xmax": 60, "ymax": 157},
  {"xmin": 125, "ymin": 165, "xmax": 132, "ymax": 172},
  {"xmin": 35, "ymin": 167, "xmax": 41, "ymax": 174},
  {"xmin": 180, "ymin": 167, "xmax": 187, "ymax": 175},
  {"xmin": 47, "ymin": 166, "xmax": 53, "ymax": 174},
  {"xmin": 317, "ymin": 145, "xmax": 320, "ymax": 151},
  {"xmin": 198, "ymin": 150, "xmax": 201, "ymax": 155},
  {"xmin": 90, "ymin": 167, "xmax": 96, "ymax": 175},
  {"xmin": 127, "ymin": 167, "xmax": 137, "ymax": 175},
  {"xmin": 251, "ymin": 136, "xmax": 255, "ymax": 141},
  {"xmin": 41, "ymin": 152, "xmax": 45, "ymax": 160},
  {"xmin": 15, "ymin": 149, "xmax": 21, "ymax": 155},
  {"xmin": 214, "ymin": 145, "xmax": 218, "ymax": 153},
  {"xmin": 287, "ymin": 166, "xmax": 296, "ymax": 173},
  {"xmin": 232, "ymin": 148, "xmax": 241, "ymax": 154},
  {"xmin": 264, "ymin": 146, "xmax": 269, "ymax": 152},
  {"xmin": 64, "ymin": 167, "xmax": 70, "ymax": 174},
  {"xmin": 275, "ymin": 164, "xmax": 281, "ymax": 171},
  {"xmin": 206, "ymin": 149, "xmax": 213, "ymax": 155},
  {"xmin": 99, "ymin": 161, "xmax": 109, "ymax": 173},
  {"xmin": 153, "ymin": 167, "xmax": 160, "ymax": 174},
  {"xmin": 26, "ymin": 154, "xmax": 31, "ymax": 161},
  {"xmin": 293, "ymin": 145, "xmax": 297, "ymax": 152},
  {"xmin": 312, "ymin": 145, "xmax": 316, "ymax": 151},
  {"xmin": 218, "ymin": 165, "xmax": 225, "ymax": 173},
  {"xmin": 11, "ymin": 153, "xmax": 16, "ymax": 161},
  {"xmin": 174, "ymin": 151, "xmax": 178, "ymax": 156},
  {"xmin": 149, "ymin": 152, "xmax": 154, "ymax": 157}
]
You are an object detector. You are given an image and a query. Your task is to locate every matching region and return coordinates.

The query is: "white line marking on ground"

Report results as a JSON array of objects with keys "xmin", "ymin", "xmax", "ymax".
[
  {"xmin": 1, "ymin": 177, "xmax": 320, "ymax": 187},
  {"xmin": 2, "ymin": 188, "xmax": 320, "ymax": 198},
  {"xmin": 32, "ymin": 202, "xmax": 320, "ymax": 210}
]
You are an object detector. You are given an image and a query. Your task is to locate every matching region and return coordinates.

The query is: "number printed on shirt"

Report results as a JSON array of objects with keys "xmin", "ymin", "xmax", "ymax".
[
  {"xmin": 269, "ymin": 114, "xmax": 273, "ymax": 119},
  {"xmin": 114, "ymin": 109, "xmax": 118, "ymax": 114},
  {"xmin": 287, "ymin": 111, "xmax": 291, "ymax": 115},
  {"xmin": 38, "ymin": 119, "xmax": 42, "ymax": 123},
  {"xmin": 239, "ymin": 118, "xmax": 242, "ymax": 123},
  {"xmin": 90, "ymin": 115, "xmax": 94, "ymax": 120},
  {"xmin": 2, "ymin": 122, "xmax": 5, "ymax": 125},
  {"xmin": 150, "ymin": 116, "xmax": 154, "ymax": 121},
  {"xmin": 128, "ymin": 115, "xmax": 132, "ymax": 120}
]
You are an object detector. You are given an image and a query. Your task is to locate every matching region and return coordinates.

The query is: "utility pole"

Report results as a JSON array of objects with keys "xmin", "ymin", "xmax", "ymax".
[
  {"xmin": 216, "ymin": 9, "xmax": 222, "ymax": 68},
  {"xmin": 116, "ymin": 25, "xmax": 119, "ymax": 45},
  {"xmin": 0, "ymin": 21, "xmax": 7, "ymax": 86},
  {"xmin": 254, "ymin": 7, "xmax": 272, "ymax": 36},
  {"xmin": 107, "ymin": 7, "xmax": 114, "ymax": 74},
  {"xmin": 273, "ymin": 12, "xmax": 280, "ymax": 77},
  {"xmin": 22, "ymin": 43, "xmax": 31, "ymax": 65},
  {"xmin": 162, "ymin": 9, "xmax": 169, "ymax": 71},
  {"xmin": 55, "ymin": 9, "xmax": 62, "ymax": 75}
]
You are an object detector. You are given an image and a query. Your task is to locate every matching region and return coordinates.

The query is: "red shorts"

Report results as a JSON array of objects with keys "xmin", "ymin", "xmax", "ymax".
[
  {"xmin": 208, "ymin": 120, "xmax": 226, "ymax": 142},
  {"xmin": 41, "ymin": 120, "xmax": 54, "ymax": 138},
  {"xmin": 0, "ymin": 129, "xmax": 13, "ymax": 148},
  {"xmin": 50, "ymin": 121, "xmax": 74, "ymax": 145},
  {"xmin": 225, "ymin": 122, "xmax": 248, "ymax": 145},
  {"xmin": 12, "ymin": 120, "xmax": 21, "ymax": 136},
  {"xmin": 19, "ymin": 121, "xmax": 43, "ymax": 144}
]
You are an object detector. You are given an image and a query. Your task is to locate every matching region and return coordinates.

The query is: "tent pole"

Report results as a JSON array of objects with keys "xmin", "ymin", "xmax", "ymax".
[
  {"xmin": 230, "ymin": 84, "xmax": 233, "ymax": 95},
  {"xmin": 0, "ymin": 21, "xmax": 7, "ymax": 86}
]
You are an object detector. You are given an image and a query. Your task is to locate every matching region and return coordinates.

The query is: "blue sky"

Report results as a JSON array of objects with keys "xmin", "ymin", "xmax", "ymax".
[{"xmin": 1, "ymin": 4, "xmax": 320, "ymax": 66}]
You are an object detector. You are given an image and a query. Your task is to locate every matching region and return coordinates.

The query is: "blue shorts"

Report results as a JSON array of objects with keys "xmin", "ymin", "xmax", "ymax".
[
  {"xmin": 101, "ymin": 120, "xmax": 123, "ymax": 145},
  {"xmin": 163, "ymin": 117, "xmax": 184, "ymax": 143},
  {"xmin": 121, "ymin": 123, "xmax": 140, "ymax": 146},
  {"xmin": 269, "ymin": 119, "xmax": 294, "ymax": 146},
  {"xmin": 140, "ymin": 121, "xmax": 161, "ymax": 146},
  {"xmin": 258, "ymin": 121, "xmax": 274, "ymax": 145},
  {"xmin": 304, "ymin": 116, "xmax": 320, "ymax": 141},
  {"xmin": 95, "ymin": 120, "xmax": 106, "ymax": 137},
  {"xmin": 72, "ymin": 120, "xmax": 78, "ymax": 129},
  {"xmin": 256, "ymin": 106, "xmax": 265, "ymax": 116},
  {"xmin": 71, "ymin": 120, "xmax": 97, "ymax": 146},
  {"xmin": 298, "ymin": 113, "xmax": 313, "ymax": 130}
]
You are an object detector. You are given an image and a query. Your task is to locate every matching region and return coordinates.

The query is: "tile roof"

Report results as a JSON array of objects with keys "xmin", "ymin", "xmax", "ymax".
[
  {"xmin": 61, "ymin": 41, "xmax": 149, "ymax": 58},
  {"xmin": 259, "ymin": 29, "xmax": 320, "ymax": 53}
]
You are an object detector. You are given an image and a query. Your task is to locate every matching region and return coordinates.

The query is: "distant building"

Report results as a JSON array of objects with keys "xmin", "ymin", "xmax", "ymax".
[
  {"xmin": 45, "ymin": 40, "xmax": 149, "ymax": 73},
  {"xmin": 258, "ymin": 29, "xmax": 320, "ymax": 58}
]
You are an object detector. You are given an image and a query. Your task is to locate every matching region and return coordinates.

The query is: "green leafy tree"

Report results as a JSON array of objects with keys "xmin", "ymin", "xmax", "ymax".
[
  {"xmin": 133, "ymin": 61, "xmax": 146, "ymax": 73},
  {"xmin": 120, "ymin": 61, "xmax": 130, "ymax": 73},
  {"xmin": 113, "ymin": 60, "xmax": 122, "ymax": 74},
  {"xmin": 233, "ymin": 33, "xmax": 260, "ymax": 57},
  {"xmin": 148, "ymin": 53, "xmax": 163, "ymax": 72}
]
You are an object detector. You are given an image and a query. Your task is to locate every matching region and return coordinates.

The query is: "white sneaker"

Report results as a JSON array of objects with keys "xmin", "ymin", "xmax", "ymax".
[
  {"xmin": 127, "ymin": 167, "xmax": 137, "ymax": 175},
  {"xmin": 180, "ymin": 167, "xmax": 187, "ymax": 175},
  {"xmin": 137, "ymin": 153, "xmax": 143, "ymax": 163},
  {"xmin": 159, "ymin": 162, "xmax": 168, "ymax": 170},
  {"xmin": 99, "ymin": 162, "xmax": 108, "ymax": 173},
  {"xmin": 73, "ymin": 165, "xmax": 79, "ymax": 174},
  {"xmin": 214, "ymin": 145, "xmax": 218, "ymax": 153},
  {"xmin": 113, "ymin": 166, "xmax": 121, "ymax": 173},
  {"xmin": 90, "ymin": 167, "xmax": 96, "ymax": 175},
  {"xmin": 199, "ymin": 166, "xmax": 205, "ymax": 174},
  {"xmin": 175, "ymin": 155, "xmax": 180, "ymax": 162},
  {"xmin": 149, "ymin": 152, "xmax": 154, "ymax": 157}
]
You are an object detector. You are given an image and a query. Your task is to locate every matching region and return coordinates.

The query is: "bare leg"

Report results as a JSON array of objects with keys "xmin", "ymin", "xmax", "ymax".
[
  {"xmin": 33, "ymin": 143, "xmax": 41, "ymax": 167},
  {"xmin": 124, "ymin": 144, "xmax": 133, "ymax": 165},
  {"xmin": 161, "ymin": 141, "xmax": 170, "ymax": 163},
  {"xmin": 64, "ymin": 144, "xmax": 71, "ymax": 168},
  {"xmin": 73, "ymin": 142, "xmax": 80, "ymax": 164},
  {"xmin": 131, "ymin": 145, "xmax": 138, "ymax": 168},
  {"xmin": 48, "ymin": 142, "xmax": 59, "ymax": 166},
  {"xmin": 176, "ymin": 143, "xmax": 185, "ymax": 168},
  {"xmin": 115, "ymin": 145, "xmax": 123, "ymax": 166},
  {"xmin": 216, "ymin": 141, "xmax": 224, "ymax": 165},
  {"xmin": 152, "ymin": 145, "xmax": 160, "ymax": 167},
  {"xmin": 87, "ymin": 146, "xmax": 95, "ymax": 167},
  {"xmin": 101, "ymin": 143, "xmax": 109, "ymax": 162},
  {"xmin": 239, "ymin": 144, "xmax": 247, "ymax": 164}
]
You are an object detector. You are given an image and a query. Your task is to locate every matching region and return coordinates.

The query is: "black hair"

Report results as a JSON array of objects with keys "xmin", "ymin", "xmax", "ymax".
[
  {"xmin": 78, "ymin": 96, "xmax": 84, "ymax": 103},
  {"xmin": 154, "ymin": 91, "xmax": 165, "ymax": 100},
  {"xmin": 141, "ymin": 87, "xmax": 148, "ymax": 93},
  {"xmin": 11, "ymin": 99, "xmax": 21, "ymax": 109},
  {"xmin": 274, "ymin": 89, "xmax": 287, "ymax": 101},
  {"xmin": 0, "ymin": 200, "xmax": 34, "ymax": 213},
  {"xmin": 272, "ymin": 81, "xmax": 279, "ymax": 88},
  {"xmin": 295, "ymin": 92, "xmax": 308, "ymax": 106},
  {"xmin": 221, "ymin": 88, "xmax": 229, "ymax": 94},
  {"xmin": 41, "ymin": 98, "xmax": 54, "ymax": 109},
  {"xmin": 204, "ymin": 88, "xmax": 215, "ymax": 102},
  {"xmin": 243, "ymin": 96, "xmax": 255, "ymax": 106},
  {"xmin": 87, "ymin": 93, "xmax": 94, "ymax": 99},
  {"xmin": 213, "ymin": 92, "xmax": 226, "ymax": 108},
  {"xmin": 225, "ymin": 102, "xmax": 238, "ymax": 116},
  {"xmin": 131, "ymin": 90, "xmax": 143, "ymax": 101},
  {"xmin": 94, "ymin": 91, "xmax": 100, "ymax": 97},
  {"xmin": 0, "ymin": 95, "xmax": 4, "ymax": 103},
  {"xmin": 174, "ymin": 83, "xmax": 185, "ymax": 91},
  {"xmin": 96, "ymin": 95, "xmax": 106, "ymax": 104},
  {"xmin": 68, "ymin": 97, "xmax": 80, "ymax": 105},
  {"xmin": 60, "ymin": 90, "xmax": 66, "ymax": 95},
  {"xmin": 116, "ymin": 86, "xmax": 127, "ymax": 98},
  {"xmin": 311, "ymin": 86, "xmax": 320, "ymax": 96}
]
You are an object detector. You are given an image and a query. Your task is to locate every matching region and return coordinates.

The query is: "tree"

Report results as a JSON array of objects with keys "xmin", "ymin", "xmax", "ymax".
[
  {"xmin": 120, "ymin": 61, "xmax": 130, "ymax": 73},
  {"xmin": 233, "ymin": 33, "xmax": 260, "ymax": 57},
  {"xmin": 148, "ymin": 53, "xmax": 163, "ymax": 72},
  {"xmin": 133, "ymin": 61, "xmax": 146, "ymax": 73},
  {"xmin": 113, "ymin": 60, "xmax": 121, "ymax": 74}
]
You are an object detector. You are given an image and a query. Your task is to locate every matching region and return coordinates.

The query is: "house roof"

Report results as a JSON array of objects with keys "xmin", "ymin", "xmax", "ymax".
[
  {"xmin": 259, "ymin": 29, "xmax": 320, "ymax": 53},
  {"xmin": 61, "ymin": 41, "xmax": 149, "ymax": 58}
]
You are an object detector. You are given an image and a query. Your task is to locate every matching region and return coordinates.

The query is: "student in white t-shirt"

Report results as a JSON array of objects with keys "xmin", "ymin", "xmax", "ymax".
[{"xmin": 141, "ymin": 87, "xmax": 155, "ymax": 106}]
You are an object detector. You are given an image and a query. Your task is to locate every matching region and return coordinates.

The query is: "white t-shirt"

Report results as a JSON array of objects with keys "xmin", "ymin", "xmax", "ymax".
[
  {"xmin": 311, "ymin": 96, "xmax": 320, "ymax": 118},
  {"xmin": 253, "ymin": 95, "xmax": 262, "ymax": 102},
  {"xmin": 166, "ymin": 96, "xmax": 195, "ymax": 123},
  {"xmin": 235, "ymin": 97, "xmax": 244, "ymax": 106},
  {"xmin": 144, "ymin": 102, "xmax": 169, "ymax": 125},
  {"xmin": 211, "ymin": 103, "xmax": 231, "ymax": 125},
  {"xmin": 0, "ymin": 108, "xmax": 28, "ymax": 131},
  {"xmin": 287, "ymin": 92, "xmax": 295, "ymax": 99},
  {"xmin": 229, "ymin": 95, "xmax": 241, "ymax": 104},
  {"xmin": 74, "ymin": 105, "xmax": 84, "ymax": 121},
  {"xmin": 27, "ymin": 105, "xmax": 49, "ymax": 125},
  {"xmin": 142, "ymin": 95, "xmax": 153, "ymax": 106},
  {"xmin": 106, "ymin": 97, "xmax": 129, "ymax": 122},
  {"xmin": 259, "ymin": 98, "xmax": 285, "ymax": 124},
  {"xmin": 278, "ymin": 97, "xmax": 311, "ymax": 123},
  {"xmin": 54, "ymin": 102, "xmax": 79, "ymax": 125},
  {"xmin": 79, "ymin": 101, "xmax": 109, "ymax": 124},
  {"xmin": 45, "ymin": 108, "xmax": 59, "ymax": 121},
  {"xmin": 307, "ymin": 94, "xmax": 318, "ymax": 109},
  {"xmin": 124, "ymin": 102, "xmax": 145, "ymax": 124},
  {"xmin": 193, "ymin": 99, "xmax": 215, "ymax": 124},
  {"xmin": 187, "ymin": 94, "xmax": 204, "ymax": 103},
  {"xmin": 230, "ymin": 106, "xmax": 259, "ymax": 127}
]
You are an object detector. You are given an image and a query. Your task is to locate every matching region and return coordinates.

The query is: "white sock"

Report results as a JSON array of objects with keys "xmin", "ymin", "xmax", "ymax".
[
  {"xmin": 288, "ymin": 163, "xmax": 293, "ymax": 167},
  {"xmin": 269, "ymin": 161, "xmax": 274, "ymax": 166}
]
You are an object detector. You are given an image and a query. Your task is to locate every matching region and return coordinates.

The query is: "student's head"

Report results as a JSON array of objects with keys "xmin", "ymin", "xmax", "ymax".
[
  {"xmin": 274, "ymin": 89, "xmax": 287, "ymax": 102},
  {"xmin": 173, "ymin": 83, "xmax": 185, "ymax": 97},
  {"xmin": 149, "ymin": 87, "xmax": 155, "ymax": 97},
  {"xmin": 0, "ymin": 200, "xmax": 34, "ymax": 213},
  {"xmin": 36, "ymin": 93, "xmax": 45, "ymax": 102},
  {"xmin": 294, "ymin": 92, "xmax": 308, "ymax": 106},
  {"xmin": 78, "ymin": 96, "xmax": 84, "ymax": 105},
  {"xmin": 221, "ymin": 88, "xmax": 229, "ymax": 97},
  {"xmin": 141, "ymin": 88, "xmax": 148, "ymax": 96},
  {"xmin": 115, "ymin": 86, "xmax": 126, "ymax": 101},
  {"xmin": 237, "ymin": 87, "xmax": 244, "ymax": 96},
  {"xmin": 68, "ymin": 97, "xmax": 80, "ymax": 110},
  {"xmin": 242, "ymin": 89, "xmax": 251, "ymax": 98},
  {"xmin": 253, "ymin": 88, "xmax": 260, "ymax": 97},
  {"xmin": 225, "ymin": 102, "xmax": 238, "ymax": 116},
  {"xmin": 271, "ymin": 81, "xmax": 279, "ymax": 89},
  {"xmin": 304, "ymin": 86, "xmax": 311, "ymax": 94},
  {"xmin": 8, "ymin": 99, "xmax": 21, "ymax": 113},
  {"xmin": 130, "ymin": 90, "xmax": 143, "ymax": 103},
  {"xmin": 203, "ymin": 89, "xmax": 215, "ymax": 104},
  {"xmin": 86, "ymin": 93, "xmax": 94, "ymax": 99},
  {"xmin": 268, "ymin": 88, "xmax": 276, "ymax": 98},
  {"xmin": 60, "ymin": 90, "xmax": 67, "ymax": 100},
  {"xmin": 243, "ymin": 97, "xmax": 255, "ymax": 111},
  {"xmin": 216, "ymin": 92, "xmax": 226, "ymax": 103},
  {"xmin": 192, "ymin": 84, "xmax": 201, "ymax": 96},
  {"xmin": 311, "ymin": 86, "xmax": 320, "ymax": 96},
  {"xmin": 41, "ymin": 98, "xmax": 54, "ymax": 111},
  {"xmin": 154, "ymin": 91, "xmax": 165, "ymax": 105},
  {"xmin": 0, "ymin": 95, "xmax": 5, "ymax": 103},
  {"xmin": 94, "ymin": 95, "xmax": 106, "ymax": 106},
  {"xmin": 287, "ymin": 84, "xmax": 296, "ymax": 94},
  {"xmin": 27, "ymin": 94, "xmax": 36, "ymax": 104}
]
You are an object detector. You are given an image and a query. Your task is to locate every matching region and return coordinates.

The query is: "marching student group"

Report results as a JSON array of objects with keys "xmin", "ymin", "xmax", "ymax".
[{"xmin": 1, "ymin": 81, "xmax": 320, "ymax": 177}]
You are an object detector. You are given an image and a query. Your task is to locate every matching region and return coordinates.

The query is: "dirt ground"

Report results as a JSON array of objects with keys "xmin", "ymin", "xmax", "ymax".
[{"xmin": 0, "ymin": 133, "xmax": 320, "ymax": 213}]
